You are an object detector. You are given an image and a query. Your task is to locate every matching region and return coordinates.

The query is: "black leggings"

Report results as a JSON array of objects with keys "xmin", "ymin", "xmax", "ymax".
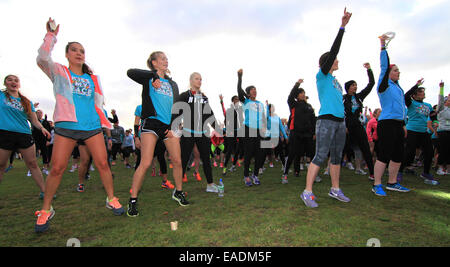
[
  {"xmin": 180, "ymin": 135, "xmax": 213, "ymax": 184},
  {"xmin": 111, "ymin": 143, "xmax": 122, "ymax": 160},
  {"xmin": 224, "ymin": 136, "xmax": 239, "ymax": 167},
  {"xmin": 284, "ymin": 132, "xmax": 313, "ymax": 175},
  {"xmin": 437, "ymin": 131, "xmax": 450, "ymax": 165},
  {"xmin": 243, "ymin": 126, "xmax": 264, "ymax": 177},
  {"xmin": 399, "ymin": 130, "xmax": 433, "ymax": 174},
  {"xmin": 347, "ymin": 124, "xmax": 374, "ymax": 175}
]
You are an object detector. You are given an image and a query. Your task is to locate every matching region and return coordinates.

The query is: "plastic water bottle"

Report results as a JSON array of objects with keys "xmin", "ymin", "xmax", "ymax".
[{"xmin": 218, "ymin": 179, "xmax": 224, "ymax": 197}]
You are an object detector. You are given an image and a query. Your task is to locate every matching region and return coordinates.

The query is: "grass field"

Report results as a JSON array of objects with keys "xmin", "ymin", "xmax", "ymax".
[{"xmin": 0, "ymin": 156, "xmax": 449, "ymax": 247}]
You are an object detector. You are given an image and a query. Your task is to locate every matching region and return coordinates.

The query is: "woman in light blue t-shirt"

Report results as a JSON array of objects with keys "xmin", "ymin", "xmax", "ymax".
[{"xmin": 0, "ymin": 74, "xmax": 51, "ymax": 197}]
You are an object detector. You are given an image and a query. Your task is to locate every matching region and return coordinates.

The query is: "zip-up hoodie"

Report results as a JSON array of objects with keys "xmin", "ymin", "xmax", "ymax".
[
  {"xmin": 127, "ymin": 69, "xmax": 179, "ymax": 125},
  {"xmin": 174, "ymin": 90, "xmax": 218, "ymax": 135},
  {"xmin": 36, "ymin": 32, "xmax": 111, "ymax": 129},
  {"xmin": 343, "ymin": 69, "xmax": 375, "ymax": 128},
  {"xmin": 377, "ymin": 49, "xmax": 406, "ymax": 121}
]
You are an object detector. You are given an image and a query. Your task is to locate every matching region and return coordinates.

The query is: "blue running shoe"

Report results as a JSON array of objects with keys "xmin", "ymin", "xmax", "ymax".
[
  {"xmin": 300, "ymin": 191, "xmax": 318, "ymax": 208},
  {"xmin": 328, "ymin": 188, "xmax": 351, "ymax": 202},
  {"xmin": 251, "ymin": 175, "xmax": 261, "ymax": 185},
  {"xmin": 244, "ymin": 177, "xmax": 253, "ymax": 187},
  {"xmin": 5, "ymin": 165, "xmax": 13, "ymax": 173},
  {"xmin": 372, "ymin": 184, "xmax": 387, "ymax": 197},
  {"xmin": 420, "ymin": 173, "xmax": 440, "ymax": 186},
  {"xmin": 386, "ymin": 183, "xmax": 410, "ymax": 192}
]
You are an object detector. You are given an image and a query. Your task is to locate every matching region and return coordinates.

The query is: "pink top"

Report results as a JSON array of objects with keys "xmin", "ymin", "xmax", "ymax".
[{"xmin": 366, "ymin": 117, "xmax": 378, "ymax": 142}]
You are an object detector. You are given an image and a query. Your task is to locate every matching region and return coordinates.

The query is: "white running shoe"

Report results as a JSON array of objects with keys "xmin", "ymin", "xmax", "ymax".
[
  {"xmin": 436, "ymin": 168, "xmax": 446, "ymax": 176},
  {"xmin": 206, "ymin": 184, "xmax": 219, "ymax": 193},
  {"xmin": 27, "ymin": 170, "xmax": 32, "ymax": 177},
  {"xmin": 347, "ymin": 162, "xmax": 355, "ymax": 170},
  {"xmin": 69, "ymin": 165, "xmax": 77, "ymax": 173}
]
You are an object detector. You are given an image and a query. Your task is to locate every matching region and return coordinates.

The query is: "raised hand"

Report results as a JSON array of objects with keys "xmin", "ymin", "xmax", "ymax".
[
  {"xmin": 219, "ymin": 94, "xmax": 223, "ymax": 101},
  {"xmin": 341, "ymin": 8, "xmax": 352, "ymax": 28},
  {"xmin": 46, "ymin": 17, "xmax": 60, "ymax": 35},
  {"xmin": 237, "ymin": 69, "xmax": 243, "ymax": 77},
  {"xmin": 297, "ymin": 79, "xmax": 304, "ymax": 84},
  {"xmin": 417, "ymin": 78, "xmax": 424, "ymax": 86},
  {"xmin": 363, "ymin": 63, "xmax": 371, "ymax": 69},
  {"xmin": 379, "ymin": 34, "xmax": 389, "ymax": 47},
  {"xmin": 439, "ymin": 80, "xmax": 444, "ymax": 88}
]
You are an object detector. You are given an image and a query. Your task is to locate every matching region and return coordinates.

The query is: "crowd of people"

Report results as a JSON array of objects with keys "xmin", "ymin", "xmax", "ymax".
[{"xmin": 0, "ymin": 11, "xmax": 449, "ymax": 233}]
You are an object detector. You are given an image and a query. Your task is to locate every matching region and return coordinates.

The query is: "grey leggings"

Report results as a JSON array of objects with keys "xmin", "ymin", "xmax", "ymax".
[{"xmin": 311, "ymin": 119, "xmax": 346, "ymax": 166}]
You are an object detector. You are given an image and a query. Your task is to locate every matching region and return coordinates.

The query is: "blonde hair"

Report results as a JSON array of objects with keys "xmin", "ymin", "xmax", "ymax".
[
  {"xmin": 189, "ymin": 72, "xmax": 202, "ymax": 93},
  {"xmin": 147, "ymin": 51, "xmax": 171, "ymax": 76}
]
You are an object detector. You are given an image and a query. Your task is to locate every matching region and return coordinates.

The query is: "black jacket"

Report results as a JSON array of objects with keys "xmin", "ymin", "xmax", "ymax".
[
  {"xmin": 32, "ymin": 115, "xmax": 51, "ymax": 145},
  {"xmin": 174, "ymin": 90, "xmax": 218, "ymax": 135},
  {"xmin": 220, "ymin": 100, "xmax": 244, "ymax": 136},
  {"xmin": 127, "ymin": 69, "xmax": 179, "ymax": 123},
  {"xmin": 343, "ymin": 69, "xmax": 375, "ymax": 128},
  {"xmin": 287, "ymin": 82, "xmax": 316, "ymax": 137}
]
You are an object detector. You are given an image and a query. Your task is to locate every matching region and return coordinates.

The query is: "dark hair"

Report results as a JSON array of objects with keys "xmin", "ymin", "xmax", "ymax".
[
  {"xmin": 345, "ymin": 80, "xmax": 357, "ymax": 92},
  {"xmin": 231, "ymin": 95, "xmax": 238, "ymax": 102},
  {"xmin": 245, "ymin": 86, "xmax": 256, "ymax": 95},
  {"xmin": 3, "ymin": 75, "xmax": 32, "ymax": 116},
  {"xmin": 319, "ymin": 52, "xmax": 330, "ymax": 68},
  {"xmin": 65, "ymin": 42, "xmax": 92, "ymax": 75}
]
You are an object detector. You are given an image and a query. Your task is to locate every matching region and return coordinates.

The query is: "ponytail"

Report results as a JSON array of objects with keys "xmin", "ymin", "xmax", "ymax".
[{"xmin": 18, "ymin": 91, "xmax": 32, "ymax": 116}]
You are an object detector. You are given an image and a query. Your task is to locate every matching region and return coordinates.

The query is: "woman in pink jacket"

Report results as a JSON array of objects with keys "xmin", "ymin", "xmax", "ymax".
[
  {"xmin": 366, "ymin": 108, "xmax": 381, "ymax": 172},
  {"xmin": 34, "ymin": 18, "xmax": 124, "ymax": 233}
]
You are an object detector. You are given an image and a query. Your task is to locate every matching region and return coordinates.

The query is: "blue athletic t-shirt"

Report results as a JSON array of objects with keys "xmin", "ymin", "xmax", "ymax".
[
  {"xmin": 243, "ymin": 99, "xmax": 264, "ymax": 129},
  {"xmin": 135, "ymin": 105, "xmax": 142, "ymax": 118},
  {"xmin": 406, "ymin": 100, "xmax": 433, "ymax": 133},
  {"xmin": 56, "ymin": 71, "xmax": 101, "ymax": 131},
  {"xmin": 351, "ymin": 96, "xmax": 359, "ymax": 114},
  {"xmin": 316, "ymin": 70, "xmax": 345, "ymax": 118},
  {"xmin": 149, "ymin": 77, "xmax": 173, "ymax": 125},
  {"xmin": 0, "ymin": 92, "xmax": 35, "ymax": 134}
]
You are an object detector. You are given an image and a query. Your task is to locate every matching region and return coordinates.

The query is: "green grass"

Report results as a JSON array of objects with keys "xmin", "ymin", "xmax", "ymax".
[{"xmin": 0, "ymin": 157, "xmax": 449, "ymax": 247}]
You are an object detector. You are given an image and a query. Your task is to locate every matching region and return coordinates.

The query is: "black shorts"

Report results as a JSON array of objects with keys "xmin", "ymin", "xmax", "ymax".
[
  {"xmin": 141, "ymin": 118, "xmax": 170, "ymax": 140},
  {"xmin": 377, "ymin": 120, "xmax": 405, "ymax": 164},
  {"xmin": 122, "ymin": 146, "xmax": 134, "ymax": 158},
  {"xmin": 0, "ymin": 129, "xmax": 35, "ymax": 151}
]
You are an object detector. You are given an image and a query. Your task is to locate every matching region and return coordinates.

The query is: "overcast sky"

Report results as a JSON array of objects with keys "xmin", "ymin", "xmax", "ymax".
[{"xmin": 1, "ymin": 0, "xmax": 449, "ymax": 130}]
